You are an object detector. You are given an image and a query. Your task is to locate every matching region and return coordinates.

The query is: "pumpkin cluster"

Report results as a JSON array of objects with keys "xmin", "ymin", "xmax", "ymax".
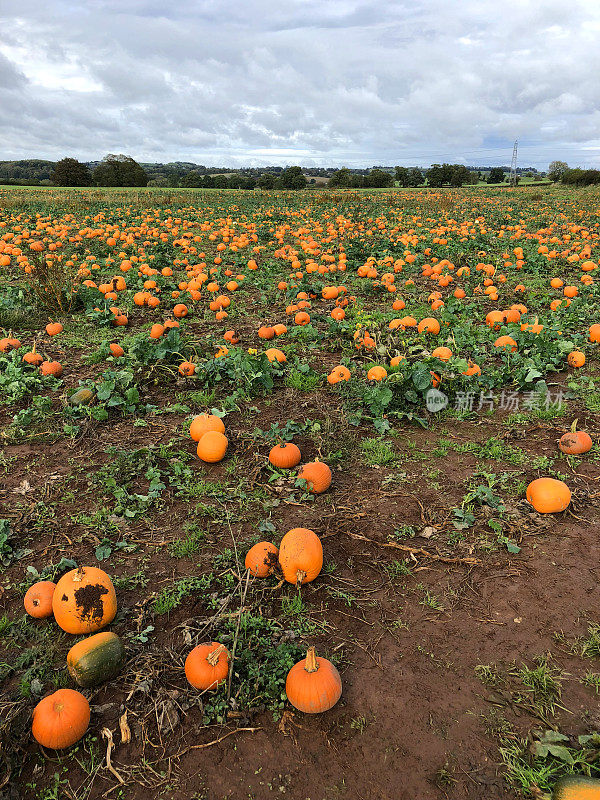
[
  {"xmin": 190, "ymin": 412, "xmax": 228, "ymax": 463},
  {"xmin": 24, "ymin": 567, "xmax": 124, "ymax": 750}
]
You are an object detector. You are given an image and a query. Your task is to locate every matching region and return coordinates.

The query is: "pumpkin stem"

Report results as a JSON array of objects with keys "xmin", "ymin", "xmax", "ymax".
[
  {"xmin": 73, "ymin": 566, "xmax": 85, "ymax": 582},
  {"xmin": 570, "ymin": 419, "xmax": 578, "ymax": 433},
  {"xmin": 295, "ymin": 569, "xmax": 307, "ymax": 588},
  {"xmin": 207, "ymin": 644, "xmax": 228, "ymax": 667},
  {"xmin": 304, "ymin": 646, "xmax": 319, "ymax": 673}
]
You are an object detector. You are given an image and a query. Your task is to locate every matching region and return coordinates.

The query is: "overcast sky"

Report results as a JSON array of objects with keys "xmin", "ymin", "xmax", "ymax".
[{"xmin": 1, "ymin": 0, "xmax": 599, "ymax": 169}]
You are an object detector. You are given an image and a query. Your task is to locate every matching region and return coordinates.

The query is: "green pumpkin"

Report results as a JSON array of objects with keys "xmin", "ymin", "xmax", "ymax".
[
  {"xmin": 69, "ymin": 388, "xmax": 95, "ymax": 406},
  {"xmin": 552, "ymin": 775, "xmax": 600, "ymax": 800},
  {"xmin": 67, "ymin": 631, "xmax": 125, "ymax": 688}
]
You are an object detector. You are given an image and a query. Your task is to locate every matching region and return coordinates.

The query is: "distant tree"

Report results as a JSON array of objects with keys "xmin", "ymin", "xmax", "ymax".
[
  {"xmin": 581, "ymin": 169, "xmax": 600, "ymax": 185},
  {"xmin": 394, "ymin": 166, "xmax": 422, "ymax": 187},
  {"xmin": 92, "ymin": 154, "xmax": 148, "ymax": 187},
  {"xmin": 425, "ymin": 164, "xmax": 445, "ymax": 187},
  {"xmin": 487, "ymin": 167, "xmax": 505, "ymax": 184},
  {"xmin": 180, "ymin": 170, "xmax": 204, "ymax": 188},
  {"xmin": 395, "ymin": 166, "xmax": 409, "ymax": 187},
  {"xmin": 548, "ymin": 160, "xmax": 569, "ymax": 182},
  {"xmin": 450, "ymin": 165, "xmax": 471, "ymax": 187},
  {"xmin": 227, "ymin": 173, "xmax": 256, "ymax": 189},
  {"xmin": 258, "ymin": 172, "xmax": 276, "ymax": 189},
  {"xmin": 212, "ymin": 175, "xmax": 228, "ymax": 189},
  {"xmin": 147, "ymin": 177, "xmax": 170, "ymax": 188},
  {"xmin": 427, "ymin": 163, "xmax": 472, "ymax": 187},
  {"xmin": 328, "ymin": 168, "xmax": 352, "ymax": 188},
  {"xmin": 562, "ymin": 168, "xmax": 600, "ymax": 186},
  {"xmin": 407, "ymin": 167, "xmax": 423, "ymax": 187},
  {"xmin": 281, "ymin": 166, "xmax": 307, "ymax": 189},
  {"xmin": 365, "ymin": 169, "xmax": 394, "ymax": 188},
  {"xmin": 51, "ymin": 157, "xmax": 91, "ymax": 187}
]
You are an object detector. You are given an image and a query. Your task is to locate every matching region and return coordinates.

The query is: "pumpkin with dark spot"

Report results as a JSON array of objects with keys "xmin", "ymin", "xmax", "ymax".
[{"xmin": 52, "ymin": 567, "xmax": 117, "ymax": 634}]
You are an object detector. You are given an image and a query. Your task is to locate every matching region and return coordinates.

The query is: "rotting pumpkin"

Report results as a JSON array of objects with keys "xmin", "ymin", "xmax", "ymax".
[
  {"xmin": 559, "ymin": 421, "xmax": 593, "ymax": 455},
  {"xmin": 52, "ymin": 566, "xmax": 117, "ymax": 634},
  {"xmin": 245, "ymin": 541, "xmax": 279, "ymax": 577}
]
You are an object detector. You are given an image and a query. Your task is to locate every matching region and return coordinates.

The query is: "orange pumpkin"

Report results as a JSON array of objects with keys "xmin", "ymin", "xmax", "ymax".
[
  {"xmin": 494, "ymin": 335, "xmax": 517, "ymax": 352},
  {"xmin": 279, "ymin": 528, "xmax": 323, "ymax": 586},
  {"xmin": 52, "ymin": 566, "xmax": 117, "ymax": 634},
  {"xmin": 526, "ymin": 478, "xmax": 571, "ymax": 513},
  {"xmin": 559, "ymin": 422, "xmax": 593, "ymax": 455},
  {"xmin": 0, "ymin": 337, "xmax": 21, "ymax": 352},
  {"xmin": 185, "ymin": 642, "xmax": 229, "ymax": 690},
  {"xmin": 150, "ymin": 323, "xmax": 165, "ymax": 339},
  {"xmin": 269, "ymin": 443, "xmax": 301, "ymax": 469},
  {"xmin": 23, "ymin": 346, "xmax": 43, "ymax": 366},
  {"xmin": 258, "ymin": 325, "xmax": 275, "ymax": 340},
  {"xmin": 367, "ymin": 366, "xmax": 387, "ymax": 381},
  {"xmin": 417, "ymin": 317, "xmax": 440, "ymax": 334},
  {"xmin": 178, "ymin": 361, "xmax": 196, "ymax": 376},
  {"xmin": 32, "ymin": 689, "xmax": 90, "ymax": 749},
  {"xmin": 298, "ymin": 462, "xmax": 332, "ymax": 494},
  {"xmin": 327, "ymin": 365, "xmax": 351, "ymax": 384},
  {"xmin": 265, "ymin": 348, "xmax": 286, "ymax": 363},
  {"xmin": 285, "ymin": 647, "xmax": 342, "ymax": 714},
  {"xmin": 552, "ymin": 775, "xmax": 600, "ymax": 799},
  {"xmin": 294, "ymin": 311, "xmax": 310, "ymax": 326},
  {"xmin": 109, "ymin": 343, "xmax": 124, "ymax": 357},
  {"xmin": 24, "ymin": 581, "xmax": 56, "ymax": 619},
  {"xmin": 196, "ymin": 431, "xmax": 228, "ymax": 462},
  {"xmin": 190, "ymin": 413, "xmax": 225, "ymax": 442},
  {"xmin": 567, "ymin": 351, "xmax": 585, "ymax": 368},
  {"xmin": 431, "ymin": 347, "xmax": 452, "ymax": 362},
  {"xmin": 45, "ymin": 322, "xmax": 63, "ymax": 337},
  {"xmin": 39, "ymin": 360, "xmax": 63, "ymax": 377},
  {"xmin": 245, "ymin": 541, "xmax": 279, "ymax": 577}
]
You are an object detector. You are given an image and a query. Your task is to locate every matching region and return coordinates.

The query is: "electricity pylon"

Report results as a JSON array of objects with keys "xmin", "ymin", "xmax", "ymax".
[{"xmin": 509, "ymin": 140, "xmax": 518, "ymax": 186}]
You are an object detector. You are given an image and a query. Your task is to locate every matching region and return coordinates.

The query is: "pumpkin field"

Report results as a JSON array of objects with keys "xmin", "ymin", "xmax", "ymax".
[{"xmin": 1, "ymin": 185, "xmax": 600, "ymax": 800}]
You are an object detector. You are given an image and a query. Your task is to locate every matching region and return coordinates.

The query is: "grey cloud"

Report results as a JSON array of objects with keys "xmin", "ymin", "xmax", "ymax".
[{"xmin": 0, "ymin": 0, "xmax": 599, "ymax": 167}]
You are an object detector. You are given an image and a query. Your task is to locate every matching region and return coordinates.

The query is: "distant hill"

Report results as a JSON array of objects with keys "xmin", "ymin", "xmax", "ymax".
[{"xmin": 0, "ymin": 159, "xmax": 55, "ymax": 183}]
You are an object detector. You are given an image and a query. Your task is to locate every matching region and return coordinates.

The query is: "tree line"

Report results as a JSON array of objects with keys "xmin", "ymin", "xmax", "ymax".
[
  {"xmin": 328, "ymin": 164, "xmax": 515, "ymax": 188},
  {"xmin": 0, "ymin": 153, "xmax": 556, "ymax": 190},
  {"xmin": 32, "ymin": 156, "xmax": 313, "ymax": 189},
  {"xmin": 548, "ymin": 161, "xmax": 600, "ymax": 186}
]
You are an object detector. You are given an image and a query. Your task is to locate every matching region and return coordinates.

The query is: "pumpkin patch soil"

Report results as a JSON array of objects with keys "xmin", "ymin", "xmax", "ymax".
[
  {"xmin": 1, "ymin": 375, "xmax": 599, "ymax": 800},
  {"xmin": 1, "ymin": 188, "xmax": 600, "ymax": 800}
]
